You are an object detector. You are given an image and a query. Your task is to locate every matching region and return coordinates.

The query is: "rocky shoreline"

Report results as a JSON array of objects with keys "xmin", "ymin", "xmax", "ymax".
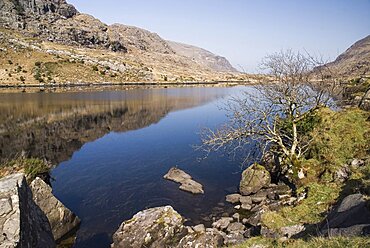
[{"xmin": 2, "ymin": 155, "xmax": 368, "ymax": 247}]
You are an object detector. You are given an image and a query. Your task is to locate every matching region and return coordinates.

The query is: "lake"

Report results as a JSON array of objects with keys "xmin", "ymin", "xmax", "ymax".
[{"xmin": 0, "ymin": 86, "xmax": 250, "ymax": 248}]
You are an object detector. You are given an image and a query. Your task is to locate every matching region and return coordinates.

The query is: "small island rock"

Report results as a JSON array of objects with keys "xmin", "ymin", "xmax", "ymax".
[{"xmin": 164, "ymin": 167, "xmax": 204, "ymax": 194}]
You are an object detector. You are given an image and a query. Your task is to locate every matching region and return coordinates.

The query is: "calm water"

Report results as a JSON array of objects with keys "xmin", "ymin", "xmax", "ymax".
[{"xmin": 0, "ymin": 86, "xmax": 250, "ymax": 248}]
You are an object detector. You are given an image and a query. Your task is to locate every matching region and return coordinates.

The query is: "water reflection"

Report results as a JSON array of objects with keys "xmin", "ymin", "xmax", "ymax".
[{"xmin": 0, "ymin": 88, "xmax": 227, "ymax": 164}]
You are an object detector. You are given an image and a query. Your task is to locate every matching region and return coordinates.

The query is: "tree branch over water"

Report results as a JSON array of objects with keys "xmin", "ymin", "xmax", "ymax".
[{"xmin": 199, "ymin": 49, "xmax": 342, "ymax": 176}]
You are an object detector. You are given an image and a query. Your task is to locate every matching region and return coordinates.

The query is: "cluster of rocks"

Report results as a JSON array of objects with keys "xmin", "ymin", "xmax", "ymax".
[
  {"xmin": 207, "ymin": 164, "xmax": 306, "ymax": 244},
  {"xmin": 0, "ymin": 173, "xmax": 80, "ymax": 247},
  {"xmin": 334, "ymin": 158, "xmax": 367, "ymax": 183}
]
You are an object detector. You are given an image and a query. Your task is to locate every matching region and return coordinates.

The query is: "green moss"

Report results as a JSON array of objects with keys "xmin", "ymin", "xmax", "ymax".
[
  {"xmin": 261, "ymin": 211, "xmax": 293, "ymax": 230},
  {"xmin": 261, "ymin": 182, "xmax": 340, "ymax": 230},
  {"xmin": 231, "ymin": 236, "xmax": 370, "ymax": 248},
  {"xmin": 308, "ymin": 108, "xmax": 370, "ymax": 168}
]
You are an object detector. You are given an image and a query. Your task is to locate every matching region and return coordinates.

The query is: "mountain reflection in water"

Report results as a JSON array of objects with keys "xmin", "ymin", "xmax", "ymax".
[{"xmin": 0, "ymin": 88, "xmax": 227, "ymax": 164}]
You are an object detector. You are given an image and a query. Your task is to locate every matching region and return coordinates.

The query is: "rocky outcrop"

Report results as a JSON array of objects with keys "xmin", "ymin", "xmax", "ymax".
[
  {"xmin": 324, "ymin": 35, "xmax": 370, "ymax": 76},
  {"xmin": 164, "ymin": 167, "xmax": 204, "ymax": 194},
  {"xmin": 360, "ymin": 88, "xmax": 370, "ymax": 111},
  {"xmin": 0, "ymin": 173, "xmax": 55, "ymax": 248},
  {"xmin": 320, "ymin": 194, "xmax": 370, "ymax": 237},
  {"xmin": 239, "ymin": 164, "xmax": 271, "ymax": 196},
  {"xmin": 108, "ymin": 24, "xmax": 174, "ymax": 54},
  {"xmin": 112, "ymin": 206, "xmax": 224, "ymax": 248},
  {"xmin": 167, "ymin": 41, "xmax": 237, "ymax": 73},
  {"xmin": 30, "ymin": 177, "xmax": 80, "ymax": 241},
  {"xmin": 0, "ymin": 0, "xmax": 238, "ymax": 77},
  {"xmin": 0, "ymin": 0, "xmax": 78, "ymax": 29}
]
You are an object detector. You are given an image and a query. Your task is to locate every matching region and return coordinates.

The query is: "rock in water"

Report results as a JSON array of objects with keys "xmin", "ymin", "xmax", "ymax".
[
  {"xmin": 164, "ymin": 167, "xmax": 204, "ymax": 194},
  {"xmin": 239, "ymin": 164, "xmax": 271, "ymax": 196},
  {"xmin": 0, "ymin": 173, "xmax": 55, "ymax": 248},
  {"xmin": 30, "ymin": 177, "xmax": 81, "ymax": 241}
]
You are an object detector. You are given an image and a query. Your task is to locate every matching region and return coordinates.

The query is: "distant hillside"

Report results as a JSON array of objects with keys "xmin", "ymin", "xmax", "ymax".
[
  {"xmin": 325, "ymin": 35, "xmax": 370, "ymax": 77},
  {"xmin": 167, "ymin": 41, "xmax": 238, "ymax": 72},
  {"xmin": 0, "ymin": 0, "xmax": 242, "ymax": 85}
]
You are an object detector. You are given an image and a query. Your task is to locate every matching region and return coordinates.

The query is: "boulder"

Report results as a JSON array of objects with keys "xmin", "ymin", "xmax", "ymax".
[
  {"xmin": 280, "ymin": 224, "xmax": 305, "ymax": 238},
  {"xmin": 30, "ymin": 177, "xmax": 80, "ymax": 241},
  {"xmin": 112, "ymin": 206, "xmax": 224, "ymax": 248},
  {"xmin": 112, "ymin": 206, "xmax": 184, "ymax": 248},
  {"xmin": 222, "ymin": 232, "xmax": 245, "ymax": 246},
  {"xmin": 212, "ymin": 217, "xmax": 233, "ymax": 231},
  {"xmin": 239, "ymin": 164, "xmax": 271, "ymax": 196},
  {"xmin": 226, "ymin": 194, "xmax": 241, "ymax": 204},
  {"xmin": 164, "ymin": 167, "xmax": 204, "ymax": 194},
  {"xmin": 240, "ymin": 196, "xmax": 252, "ymax": 205},
  {"xmin": 177, "ymin": 228, "xmax": 224, "ymax": 248},
  {"xmin": 0, "ymin": 173, "xmax": 55, "ymax": 248},
  {"xmin": 320, "ymin": 194, "xmax": 370, "ymax": 237},
  {"xmin": 227, "ymin": 222, "xmax": 245, "ymax": 233},
  {"xmin": 192, "ymin": 224, "xmax": 205, "ymax": 233}
]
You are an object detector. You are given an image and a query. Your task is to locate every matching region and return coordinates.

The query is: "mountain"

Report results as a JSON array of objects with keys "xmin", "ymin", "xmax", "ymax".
[
  {"xmin": 167, "ymin": 41, "xmax": 237, "ymax": 72},
  {"xmin": 0, "ymin": 0, "xmax": 241, "ymax": 85},
  {"xmin": 325, "ymin": 35, "xmax": 370, "ymax": 77}
]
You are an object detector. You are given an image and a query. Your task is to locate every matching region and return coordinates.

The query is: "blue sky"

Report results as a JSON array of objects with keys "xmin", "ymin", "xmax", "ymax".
[{"xmin": 68, "ymin": 0, "xmax": 370, "ymax": 72}]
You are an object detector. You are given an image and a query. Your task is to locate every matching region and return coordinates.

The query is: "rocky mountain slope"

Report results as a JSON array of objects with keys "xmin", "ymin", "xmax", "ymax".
[
  {"xmin": 167, "ymin": 41, "xmax": 237, "ymax": 72},
  {"xmin": 326, "ymin": 35, "xmax": 370, "ymax": 77},
  {"xmin": 0, "ymin": 0, "xmax": 242, "ymax": 85}
]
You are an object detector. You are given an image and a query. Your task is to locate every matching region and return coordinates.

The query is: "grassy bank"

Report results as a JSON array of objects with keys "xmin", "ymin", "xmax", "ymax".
[
  {"xmin": 0, "ymin": 157, "xmax": 50, "ymax": 181},
  {"xmin": 233, "ymin": 107, "xmax": 370, "ymax": 247}
]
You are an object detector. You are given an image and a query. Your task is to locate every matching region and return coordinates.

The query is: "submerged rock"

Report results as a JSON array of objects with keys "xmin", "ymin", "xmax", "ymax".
[
  {"xmin": 164, "ymin": 167, "xmax": 204, "ymax": 194},
  {"xmin": 239, "ymin": 164, "xmax": 271, "ymax": 196},
  {"xmin": 112, "ymin": 206, "xmax": 224, "ymax": 248},
  {"xmin": 0, "ymin": 173, "xmax": 55, "ymax": 248},
  {"xmin": 30, "ymin": 177, "xmax": 81, "ymax": 241}
]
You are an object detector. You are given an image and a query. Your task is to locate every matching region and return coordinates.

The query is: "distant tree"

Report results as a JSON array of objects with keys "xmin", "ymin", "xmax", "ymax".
[{"xmin": 200, "ymin": 50, "xmax": 340, "ymax": 177}]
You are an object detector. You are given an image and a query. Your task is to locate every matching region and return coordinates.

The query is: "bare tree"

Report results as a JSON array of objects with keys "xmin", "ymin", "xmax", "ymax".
[{"xmin": 200, "ymin": 49, "xmax": 341, "ymax": 177}]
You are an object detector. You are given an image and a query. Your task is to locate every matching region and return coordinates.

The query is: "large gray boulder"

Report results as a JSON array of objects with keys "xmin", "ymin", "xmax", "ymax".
[
  {"xmin": 320, "ymin": 194, "xmax": 370, "ymax": 237},
  {"xmin": 0, "ymin": 173, "xmax": 55, "ymax": 248},
  {"xmin": 164, "ymin": 167, "xmax": 204, "ymax": 194},
  {"xmin": 112, "ymin": 206, "xmax": 224, "ymax": 248},
  {"xmin": 112, "ymin": 206, "xmax": 184, "ymax": 248},
  {"xmin": 30, "ymin": 177, "xmax": 80, "ymax": 241},
  {"xmin": 239, "ymin": 164, "xmax": 271, "ymax": 196}
]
